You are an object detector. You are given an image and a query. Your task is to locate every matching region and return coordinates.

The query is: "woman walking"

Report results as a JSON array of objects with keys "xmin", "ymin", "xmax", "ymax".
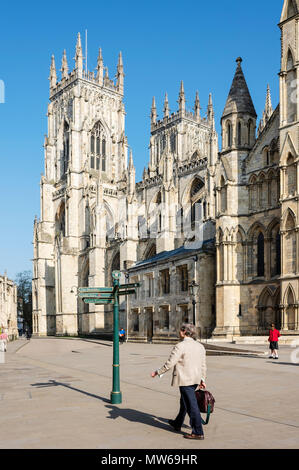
[{"xmin": 151, "ymin": 323, "xmax": 207, "ymax": 440}]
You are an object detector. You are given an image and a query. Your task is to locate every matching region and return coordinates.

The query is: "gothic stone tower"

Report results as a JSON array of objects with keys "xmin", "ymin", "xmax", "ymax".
[
  {"xmin": 32, "ymin": 35, "xmax": 133, "ymax": 336},
  {"xmin": 279, "ymin": 0, "xmax": 299, "ymax": 332},
  {"xmin": 214, "ymin": 58, "xmax": 258, "ymax": 336},
  {"xmin": 213, "ymin": 0, "xmax": 299, "ymax": 337}
]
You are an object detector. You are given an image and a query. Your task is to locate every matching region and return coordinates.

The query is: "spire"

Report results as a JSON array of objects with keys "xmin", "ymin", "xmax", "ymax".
[
  {"xmin": 194, "ymin": 91, "xmax": 200, "ymax": 120},
  {"xmin": 151, "ymin": 96, "xmax": 157, "ymax": 124},
  {"xmin": 163, "ymin": 93, "xmax": 170, "ymax": 118},
  {"xmin": 258, "ymin": 84, "xmax": 274, "ymax": 136},
  {"xmin": 104, "ymin": 66, "xmax": 109, "ymax": 86},
  {"xmin": 265, "ymin": 84, "xmax": 273, "ymax": 120},
  {"xmin": 128, "ymin": 149, "xmax": 135, "ymax": 195},
  {"xmin": 117, "ymin": 51, "xmax": 124, "ymax": 94},
  {"xmin": 49, "ymin": 55, "xmax": 57, "ymax": 90},
  {"xmin": 222, "ymin": 57, "xmax": 257, "ymax": 119},
  {"xmin": 207, "ymin": 93, "xmax": 215, "ymax": 129},
  {"xmin": 128, "ymin": 149, "xmax": 134, "ymax": 170},
  {"xmin": 96, "ymin": 47, "xmax": 104, "ymax": 85},
  {"xmin": 75, "ymin": 32, "xmax": 83, "ymax": 75},
  {"xmin": 178, "ymin": 80, "xmax": 186, "ymax": 114},
  {"xmin": 61, "ymin": 50, "xmax": 68, "ymax": 80}
]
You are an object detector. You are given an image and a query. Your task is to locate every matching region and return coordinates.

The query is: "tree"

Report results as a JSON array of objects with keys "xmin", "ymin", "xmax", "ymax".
[{"xmin": 15, "ymin": 270, "xmax": 32, "ymax": 331}]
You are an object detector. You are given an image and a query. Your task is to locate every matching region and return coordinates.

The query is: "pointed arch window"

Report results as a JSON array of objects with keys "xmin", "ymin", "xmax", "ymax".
[
  {"xmin": 248, "ymin": 120, "xmax": 253, "ymax": 146},
  {"xmin": 286, "ymin": 154, "xmax": 297, "ymax": 195},
  {"xmin": 275, "ymin": 232, "xmax": 281, "ymax": 275},
  {"xmin": 286, "ymin": 50, "xmax": 296, "ymax": 123},
  {"xmin": 55, "ymin": 203, "xmax": 66, "ymax": 237},
  {"xmin": 63, "ymin": 122, "xmax": 70, "ymax": 175},
  {"xmin": 257, "ymin": 232, "xmax": 265, "ymax": 277},
  {"xmin": 190, "ymin": 178, "xmax": 204, "ymax": 230},
  {"xmin": 90, "ymin": 122, "xmax": 107, "ymax": 171},
  {"xmin": 237, "ymin": 121, "xmax": 242, "ymax": 146},
  {"xmin": 285, "ymin": 211, "xmax": 296, "ymax": 274},
  {"xmin": 227, "ymin": 122, "xmax": 232, "ymax": 148},
  {"xmin": 170, "ymin": 132, "xmax": 176, "ymax": 153},
  {"xmin": 249, "ymin": 175, "xmax": 257, "ymax": 210}
]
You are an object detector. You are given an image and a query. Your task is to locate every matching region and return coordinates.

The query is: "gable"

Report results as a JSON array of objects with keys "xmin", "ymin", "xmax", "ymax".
[{"xmin": 245, "ymin": 107, "xmax": 279, "ymax": 174}]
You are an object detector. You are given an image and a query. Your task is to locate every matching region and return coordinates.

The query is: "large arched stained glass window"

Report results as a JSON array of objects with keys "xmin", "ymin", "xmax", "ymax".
[{"xmin": 90, "ymin": 122, "xmax": 107, "ymax": 171}]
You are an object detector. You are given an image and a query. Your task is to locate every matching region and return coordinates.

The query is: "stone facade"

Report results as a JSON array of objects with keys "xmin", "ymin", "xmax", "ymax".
[
  {"xmin": 33, "ymin": 1, "xmax": 299, "ymax": 340},
  {"xmin": 0, "ymin": 273, "xmax": 18, "ymax": 340}
]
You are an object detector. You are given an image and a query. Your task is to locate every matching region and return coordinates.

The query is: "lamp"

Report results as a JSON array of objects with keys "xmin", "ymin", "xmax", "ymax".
[{"xmin": 189, "ymin": 280, "xmax": 199, "ymax": 325}]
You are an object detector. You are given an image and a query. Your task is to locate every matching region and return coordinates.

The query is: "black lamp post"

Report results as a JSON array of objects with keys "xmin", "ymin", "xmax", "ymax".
[{"xmin": 189, "ymin": 280, "xmax": 199, "ymax": 326}]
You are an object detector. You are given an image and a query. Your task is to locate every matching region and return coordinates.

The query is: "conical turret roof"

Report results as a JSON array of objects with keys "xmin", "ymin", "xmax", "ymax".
[{"xmin": 222, "ymin": 58, "xmax": 257, "ymax": 119}]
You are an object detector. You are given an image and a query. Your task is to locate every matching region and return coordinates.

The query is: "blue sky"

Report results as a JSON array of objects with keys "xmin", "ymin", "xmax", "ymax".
[{"xmin": 0, "ymin": 0, "xmax": 283, "ymax": 279}]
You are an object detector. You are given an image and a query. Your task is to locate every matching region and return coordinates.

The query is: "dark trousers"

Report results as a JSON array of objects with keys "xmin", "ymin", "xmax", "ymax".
[{"xmin": 173, "ymin": 385, "xmax": 204, "ymax": 436}]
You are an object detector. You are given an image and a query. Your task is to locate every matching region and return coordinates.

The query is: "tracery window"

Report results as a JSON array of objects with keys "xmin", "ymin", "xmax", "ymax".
[
  {"xmin": 286, "ymin": 154, "xmax": 297, "ymax": 195},
  {"xmin": 190, "ymin": 178, "xmax": 204, "ymax": 230},
  {"xmin": 62, "ymin": 122, "xmax": 70, "ymax": 175},
  {"xmin": 90, "ymin": 122, "xmax": 107, "ymax": 171},
  {"xmin": 286, "ymin": 50, "xmax": 296, "ymax": 123},
  {"xmin": 170, "ymin": 132, "xmax": 176, "ymax": 153}
]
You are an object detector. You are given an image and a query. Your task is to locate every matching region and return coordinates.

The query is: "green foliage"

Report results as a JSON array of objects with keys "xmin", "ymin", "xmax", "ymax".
[
  {"xmin": 15, "ymin": 270, "xmax": 32, "ymax": 302},
  {"xmin": 15, "ymin": 270, "xmax": 32, "ymax": 329}
]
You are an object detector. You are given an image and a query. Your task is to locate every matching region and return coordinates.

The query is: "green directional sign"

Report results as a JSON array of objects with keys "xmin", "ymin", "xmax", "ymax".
[
  {"xmin": 118, "ymin": 289, "xmax": 137, "ymax": 296},
  {"xmin": 74, "ymin": 271, "xmax": 141, "ymax": 406},
  {"xmin": 79, "ymin": 292, "xmax": 113, "ymax": 299},
  {"xmin": 119, "ymin": 283, "xmax": 140, "ymax": 289},
  {"xmin": 83, "ymin": 298, "xmax": 114, "ymax": 304},
  {"xmin": 79, "ymin": 287, "xmax": 113, "ymax": 293}
]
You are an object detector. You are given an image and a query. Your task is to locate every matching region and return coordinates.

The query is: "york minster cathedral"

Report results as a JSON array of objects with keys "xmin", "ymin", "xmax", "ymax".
[{"xmin": 32, "ymin": 0, "xmax": 299, "ymax": 341}]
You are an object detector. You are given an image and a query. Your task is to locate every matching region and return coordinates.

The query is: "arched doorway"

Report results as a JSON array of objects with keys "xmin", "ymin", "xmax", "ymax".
[
  {"xmin": 258, "ymin": 287, "xmax": 281, "ymax": 330},
  {"xmin": 285, "ymin": 285, "xmax": 296, "ymax": 330}
]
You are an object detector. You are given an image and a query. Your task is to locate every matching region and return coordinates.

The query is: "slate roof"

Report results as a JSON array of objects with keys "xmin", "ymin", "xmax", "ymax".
[
  {"xmin": 222, "ymin": 58, "xmax": 257, "ymax": 119},
  {"xmin": 129, "ymin": 239, "xmax": 215, "ymax": 271}
]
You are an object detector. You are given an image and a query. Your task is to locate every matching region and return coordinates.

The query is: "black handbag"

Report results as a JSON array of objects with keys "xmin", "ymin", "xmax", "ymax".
[{"xmin": 195, "ymin": 389, "xmax": 215, "ymax": 425}]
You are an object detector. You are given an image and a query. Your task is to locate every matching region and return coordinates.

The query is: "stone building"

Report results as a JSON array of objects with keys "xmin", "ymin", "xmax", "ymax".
[
  {"xmin": 33, "ymin": 0, "xmax": 299, "ymax": 340},
  {"xmin": 0, "ymin": 273, "xmax": 18, "ymax": 340}
]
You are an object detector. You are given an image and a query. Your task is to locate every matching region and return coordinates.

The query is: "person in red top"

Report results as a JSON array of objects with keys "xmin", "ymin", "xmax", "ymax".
[{"xmin": 268, "ymin": 323, "xmax": 280, "ymax": 359}]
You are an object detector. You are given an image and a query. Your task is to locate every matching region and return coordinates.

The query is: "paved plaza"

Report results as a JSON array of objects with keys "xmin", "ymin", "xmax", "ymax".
[{"xmin": 0, "ymin": 337, "xmax": 298, "ymax": 449}]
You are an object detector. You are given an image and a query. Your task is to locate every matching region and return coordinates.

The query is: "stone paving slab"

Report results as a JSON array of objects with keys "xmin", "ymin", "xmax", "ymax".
[{"xmin": 0, "ymin": 338, "xmax": 298, "ymax": 449}]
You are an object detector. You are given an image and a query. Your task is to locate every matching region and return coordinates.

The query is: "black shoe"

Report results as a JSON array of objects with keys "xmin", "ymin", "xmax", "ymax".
[{"xmin": 168, "ymin": 419, "xmax": 181, "ymax": 432}]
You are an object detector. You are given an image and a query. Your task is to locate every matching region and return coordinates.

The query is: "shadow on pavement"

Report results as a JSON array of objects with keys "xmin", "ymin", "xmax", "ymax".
[
  {"xmin": 30, "ymin": 380, "xmax": 188, "ymax": 433},
  {"xmin": 266, "ymin": 361, "xmax": 299, "ymax": 366}
]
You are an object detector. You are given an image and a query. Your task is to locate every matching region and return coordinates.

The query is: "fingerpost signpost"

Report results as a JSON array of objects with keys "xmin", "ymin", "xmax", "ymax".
[{"xmin": 78, "ymin": 271, "xmax": 140, "ymax": 404}]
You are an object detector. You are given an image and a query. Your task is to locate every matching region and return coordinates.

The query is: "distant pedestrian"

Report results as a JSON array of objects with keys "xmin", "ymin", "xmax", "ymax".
[
  {"xmin": 119, "ymin": 328, "xmax": 125, "ymax": 344},
  {"xmin": 268, "ymin": 323, "xmax": 280, "ymax": 359},
  {"xmin": 151, "ymin": 323, "xmax": 207, "ymax": 440},
  {"xmin": 25, "ymin": 328, "xmax": 31, "ymax": 340}
]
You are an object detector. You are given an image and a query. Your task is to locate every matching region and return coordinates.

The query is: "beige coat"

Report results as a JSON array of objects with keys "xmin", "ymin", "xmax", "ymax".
[{"xmin": 157, "ymin": 337, "xmax": 207, "ymax": 387}]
